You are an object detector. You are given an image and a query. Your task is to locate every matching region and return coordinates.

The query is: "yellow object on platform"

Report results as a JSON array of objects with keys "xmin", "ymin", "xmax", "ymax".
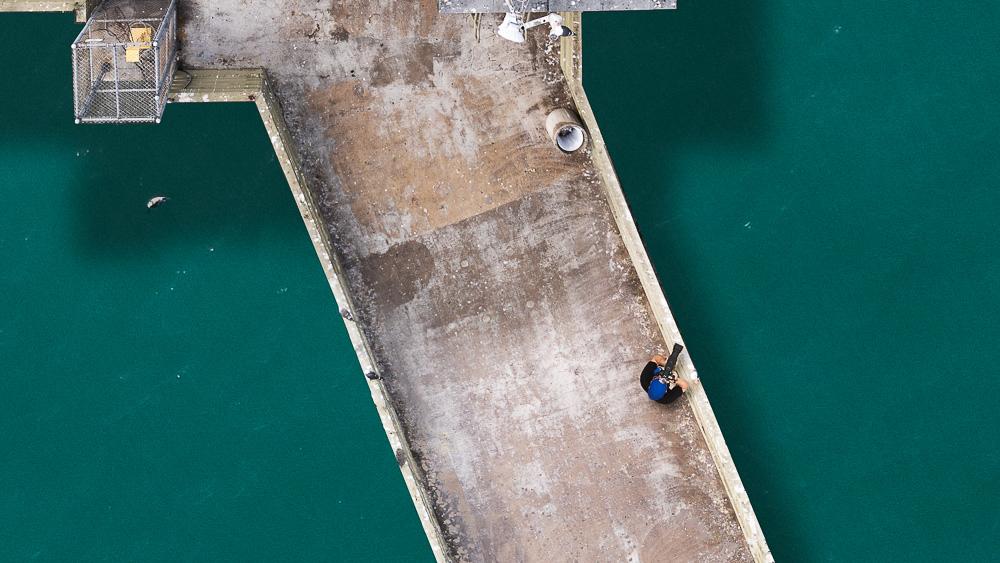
[{"xmin": 125, "ymin": 25, "xmax": 152, "ymax": 62}]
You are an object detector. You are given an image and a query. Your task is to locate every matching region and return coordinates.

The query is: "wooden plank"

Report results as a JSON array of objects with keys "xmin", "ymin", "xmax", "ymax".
[
  {"xmin": 0, "ymin": 0, "xmax": 77, "ymax": 12},
  {"xmin": 167, "ymin": 69, "xmax": 265, "ymax": 103}
]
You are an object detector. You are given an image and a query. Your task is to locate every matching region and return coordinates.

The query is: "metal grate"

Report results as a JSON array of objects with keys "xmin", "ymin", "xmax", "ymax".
[{"xmin": 71, "ymin": 0, "xmax": 177, "ymax": 123}]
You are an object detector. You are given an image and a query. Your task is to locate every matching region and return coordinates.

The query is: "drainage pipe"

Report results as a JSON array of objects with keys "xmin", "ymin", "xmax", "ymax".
[{"xmin": 545, "ymin": 108, "xmax": 587, "ymax": 153}]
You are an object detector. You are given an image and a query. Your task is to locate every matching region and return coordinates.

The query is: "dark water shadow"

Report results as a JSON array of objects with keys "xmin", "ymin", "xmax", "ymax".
[
  {"xmin": 68, "ymin": 103, "xmax": 302, "ymax": 263},
  {"xmin": 589, "ymin": 1, "xmax": 768, "ymax": 144},
  {"xmin": 0, "ymin": 16, "xmax": 301, "ymax": 264},
  {"xmin": 586, "ymin": 0, "xmax": 769, "ymax": 148},
  {"xmin": 584, "ymin": 0, "xmax": 771, "ymax": 301}
]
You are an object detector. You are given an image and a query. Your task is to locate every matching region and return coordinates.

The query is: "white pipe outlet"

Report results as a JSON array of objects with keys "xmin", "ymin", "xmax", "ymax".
[{"xmin": 545, "ymin": 108, "xmax": 587, "ymax": 153}]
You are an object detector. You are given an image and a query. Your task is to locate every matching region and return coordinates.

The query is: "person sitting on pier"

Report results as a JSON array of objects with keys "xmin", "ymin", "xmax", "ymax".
[{"xmin": 640, "ymin": 347, "xmax": 690, "ymax": 404}]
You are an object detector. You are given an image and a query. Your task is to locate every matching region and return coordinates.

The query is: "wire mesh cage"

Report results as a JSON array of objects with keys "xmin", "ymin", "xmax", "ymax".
[{"xmin": 71, "ymin": 0, "xmax": 177, "ymax": 123}]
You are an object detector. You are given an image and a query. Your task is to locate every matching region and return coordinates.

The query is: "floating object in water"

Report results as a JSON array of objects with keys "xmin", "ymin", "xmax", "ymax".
[{"xmin": 147, "ymin": 196, "xmax": 169, "ymax": 210}]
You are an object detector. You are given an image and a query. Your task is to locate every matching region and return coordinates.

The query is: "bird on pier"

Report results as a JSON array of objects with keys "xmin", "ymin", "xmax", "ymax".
[{"xmin": 147, "ymin": 196, "xmax": 169, "ymax": 211}]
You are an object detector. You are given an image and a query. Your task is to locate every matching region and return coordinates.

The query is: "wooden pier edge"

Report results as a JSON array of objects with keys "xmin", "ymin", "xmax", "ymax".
[
  {"xmin": 167, "ymin": 69, "xmax": 452, "ymax": 563},
  {"xmin": 558, "ymin": 13, "xmax": 775, "ymax": 563},
  {"xmin": 0, "ymin": 0, "xmax": 99, "ymax": 23}
]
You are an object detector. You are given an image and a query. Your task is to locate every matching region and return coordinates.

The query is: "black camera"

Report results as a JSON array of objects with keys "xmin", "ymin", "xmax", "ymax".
[
  {"xmin": 654, "ymin": 367, "xmax": 677, "ymax": 383},
  {"xmin": 655, "ymin": 343, "xmax": 684, "ymax": 383}
]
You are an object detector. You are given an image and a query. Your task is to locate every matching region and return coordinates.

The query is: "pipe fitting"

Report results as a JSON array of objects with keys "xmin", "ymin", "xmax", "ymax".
[{"xmin": 545, "ymin": 108, "xmax": 587, "ymax": 153}]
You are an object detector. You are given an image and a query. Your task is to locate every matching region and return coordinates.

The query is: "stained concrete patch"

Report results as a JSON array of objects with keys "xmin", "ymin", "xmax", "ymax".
[
  {"xmin": 358, "ymin": 239, "xmax": 434, "ymax": 311},
  {"xmin": 371, "ymin": 39, "xmax": 460, "ymax": 87},
  {"xmin": 330, "ymin": 25, "xmax": 350, "ymax": 42}
]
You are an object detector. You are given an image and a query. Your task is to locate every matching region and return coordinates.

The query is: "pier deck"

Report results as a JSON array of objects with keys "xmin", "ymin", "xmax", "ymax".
[
  {"xmin": 6, "ymin": 0, "xmax": 766, "ymax": 559},
  {"xmin": 176, "ymin": 0, "xmax": 757, "ymax": 560}
]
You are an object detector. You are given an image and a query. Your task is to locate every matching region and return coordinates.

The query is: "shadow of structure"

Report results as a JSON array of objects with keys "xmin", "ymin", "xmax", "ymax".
[
  {"xmin": 68, "ymin": 103, "xmax": 304, "ymax": 263},
  {"xmin": 590, "ymin": 1, "xmax": 767, "ymax": 142},
  {"xmin": 584, "ymin": 0, "xmax": 769, "ymax": 315},
  {"xmin": 584, "ymin": 0, "xmax": 770, "ymax": 390},
  {"xmin": 0, "ymin": 16, "xmax": 302, "ymax": 265},
  {"xmin": 585, "ymin": 0, "xmax": 768, "ymax": 189}
]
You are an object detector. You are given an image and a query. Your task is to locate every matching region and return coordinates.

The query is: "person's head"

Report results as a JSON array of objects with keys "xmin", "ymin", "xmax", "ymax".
[{"xmin": 647, "ymin": 377, "xmax": 668, "ymax": 401}]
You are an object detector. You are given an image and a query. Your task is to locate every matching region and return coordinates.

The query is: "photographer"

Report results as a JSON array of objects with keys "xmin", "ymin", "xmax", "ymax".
[{"xmin": 640, "ymin": 353, "xmax": 690, "ymax": 404}]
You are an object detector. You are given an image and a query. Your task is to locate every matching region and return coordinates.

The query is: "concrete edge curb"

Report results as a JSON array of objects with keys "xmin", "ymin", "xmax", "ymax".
[
  {"xmin": 558, "ymin": 14, "xmax": 774, "ymax": 563},
  {"xmin": 1, "ymin": 0, "xmax": 100, "ymax": 24},
  {"xmin": 168, "ymin": 69, "xmax": 451, "ymax": 563}
]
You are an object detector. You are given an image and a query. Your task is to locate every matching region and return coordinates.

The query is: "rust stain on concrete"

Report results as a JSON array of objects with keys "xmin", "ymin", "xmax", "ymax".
[{"xmin": 305, "ymin": 74, "xmax": 577, "ymax": 245}]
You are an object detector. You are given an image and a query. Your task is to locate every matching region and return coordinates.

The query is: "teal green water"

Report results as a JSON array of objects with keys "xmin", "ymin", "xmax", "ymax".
[
  {"xmin": 588, "ymin": 3, "xmax": 1000, "ymax": 562},
  {"xmin": 0, "ymin": 15, "xmax": 431, "ymax": 561}
]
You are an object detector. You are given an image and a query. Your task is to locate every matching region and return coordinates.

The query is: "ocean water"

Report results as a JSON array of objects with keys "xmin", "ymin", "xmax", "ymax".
[
  {"xmin": 588, "ymin": 3, "xmax": 1000, "ymax": 561},
  {"xmin": 0, "ymin": 15, "xmax": 431, "ymax": 561}
]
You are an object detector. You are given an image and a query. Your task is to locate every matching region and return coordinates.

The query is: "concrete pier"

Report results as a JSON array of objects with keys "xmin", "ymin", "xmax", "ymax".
[{"xmin": 4, "ymin": 0, "xmax": 771, "ymax": 560}]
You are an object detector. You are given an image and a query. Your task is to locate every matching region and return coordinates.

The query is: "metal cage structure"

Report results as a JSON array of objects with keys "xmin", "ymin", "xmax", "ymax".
[{"xmin": 71, "ymin": 0, "xmax": 177, "ymax": 123}]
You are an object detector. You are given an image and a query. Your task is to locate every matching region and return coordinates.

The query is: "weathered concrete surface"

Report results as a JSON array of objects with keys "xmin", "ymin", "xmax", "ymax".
[{"xmin": 176, "ymin": 0, "xmax": 753, "ymax": 560}]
